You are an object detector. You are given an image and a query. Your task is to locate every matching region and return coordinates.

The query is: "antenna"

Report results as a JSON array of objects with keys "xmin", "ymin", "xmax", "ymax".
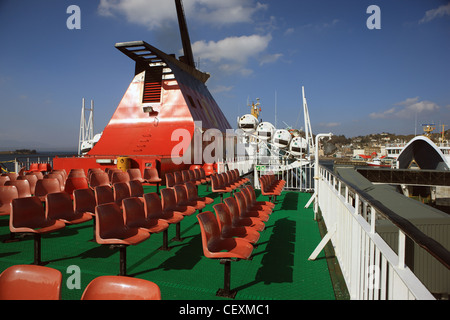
[
  {"xmin": 302, "ymin": 86, "xmax": 315, "ymax": 156},
  {"xmin": 174, "ymin": 0, "xmax": 195, "ymax": 68},
  {"xmin": 78, "ymin": 98, "xmax": 94, "ymax": 156}
]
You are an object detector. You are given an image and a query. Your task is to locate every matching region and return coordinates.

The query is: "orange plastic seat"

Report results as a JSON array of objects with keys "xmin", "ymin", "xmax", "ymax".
[
  {"xmin": 46, "ymin": 192, "xmax": 93, "ymax": 225},
  {"xmin": 10, "ymin": 196, "xmax": 65, "ymax": 265},
  {"xmin": 4, "ymin": 180, "xmax": 31, "ymax": 198},
  {"xmin": 219, "ymin": 173, "xmax": 237, "ymax": 191},
  {"xmin": 81, "ymin": 275, "xmax": 161, "ymax": 300},
  {"xmin": 241, "ymin": 187, "xmax": 272, "ymax": 215},
  {"xmin": 38, "ymin": 163, "xmax": 52, "ymax": 173},
  {"xmin": 161, "ymin": 188, "xmax": 192, "ymax": 241},
  {"xmin": 68, "ymin": 168, "xmax": 86, "ymax": 178},
  {"xmin": 64, "ymin": 177, "xmax": 89, "ymax": 198},
  {"xmin": 95, "ymin": 203, "xmax": 150, "ymax": 276},
  {"xmin": 165, "ymin": 172, "xmax": 176, "ymax": 188},
  {"xmin": 185, "ymin": 181, "xmax": 213, "ymax": 207},
  {"xmin": 128, "ymin": 180, "xmax": 144, "ymax": 198},
  {"xmin": 45, "ymin": 173, "xmax": 65, "ymax": 191},
  {"xmin": 94, "ymin": 185, "xmax": 114, "ymax": 206},
  {"xmin": 143, "ymin": 168, "xmax": 162, "ymax": 194},
  {"xmin": 52, "ymin": 169, "xmax": 67, "ymax": 181},
  {"xmin": 144, "ymin": 192, "xmax": 183, "ymax": 250},
  {"xmin": 0, "ymin": 264, "xmax": 62, "ymax": 300},
  {"xmin": 224, "ymin": 197, "xmax": 265, "ymax": 232},
  {"xmin": 174, "ymin": 171, "xmax": 184, "ymax": 186},
  {"xmin": 89, "ymin": 171, "xmax": 110, "ymax": 189},
  {"xmin": 0, "ymin": 185, "xmax": 18, "ymax": 216},
  {"xmin": 197, "ymin": 211, "xmax": 253, "ymax": 298},
  {"xmin": 235, "ymin": 191, "xmax": 269, "ymax": 222},
  {"xmin": 233, "ymin": 169, "xmax": 249, "ymax": 184},
  {"xmin": 123, "ymin": 197, "xmax": 169, "ymax": 234},
  {"xmin": 27, "ymin": 163, "xmax": 39, "ymax": 173},
  {"xmin": 174, "ymin": 184, "xmax": 203, "ymax": 212},
  {"xmin": 111, "ymin": 171, "xmax": 130, "ymax": 184},
  {"xmin": 211, "ymin": 174, "xmax": 232, "ymax": 203},
  {"xmin": 113, "ymin": 182, "xmax": 131, "ymax": 208},
  {"xmin": 34, "ymin": 178, "xmax": 61, "ymax": 202},
  {"xmin": 0, "ymin": 175, "xmax": 11, "ymax": 185},
  {"xmin": 73, "ymin": 188, "xmax": 97, "ymax": 240},
  {"xmin": 246, "ymin": 185, "xmax": 275, "ymax": 209},
  {"xmin": 127, "ymin": 168, "xmax": 145, "ymax": 183},
  {"xmin": 17, "ymin": 174, "xmax": 38, "ymax": 194},
  {"xmin": 194, "ymin": 168, "xmax": 207, "ymax": 185},
  {"xmin": 213, "ymin": 203, "xmax": 260, "ymax": 245}
]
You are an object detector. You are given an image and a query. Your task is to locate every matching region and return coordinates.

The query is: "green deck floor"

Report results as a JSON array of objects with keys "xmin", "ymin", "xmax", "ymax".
[{"xmin": 0, "ymin": 185, "xmax": 339, "ymax": 300}]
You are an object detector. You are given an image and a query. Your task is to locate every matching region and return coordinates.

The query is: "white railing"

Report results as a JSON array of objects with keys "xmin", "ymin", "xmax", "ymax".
[{"xmin": 315, "ymin": 165, "xmax": 449, "ymax": 300}]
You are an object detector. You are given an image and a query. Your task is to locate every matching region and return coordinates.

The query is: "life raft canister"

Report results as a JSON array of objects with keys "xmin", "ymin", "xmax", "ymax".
[{"xmin": 117, "ymin": 156, "xmax": 131, "ymax": 172}]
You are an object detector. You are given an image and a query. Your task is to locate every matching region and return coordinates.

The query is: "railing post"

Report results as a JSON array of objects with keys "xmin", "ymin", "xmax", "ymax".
[{"xmin": 398, "ymin": 230, "xmax": 406, "ymax": 269}]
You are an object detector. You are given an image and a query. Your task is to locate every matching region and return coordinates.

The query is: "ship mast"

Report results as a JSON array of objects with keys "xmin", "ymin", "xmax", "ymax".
[{"xmin": 174, "ymin": 0, "xmax": 195, "ymax": 68}]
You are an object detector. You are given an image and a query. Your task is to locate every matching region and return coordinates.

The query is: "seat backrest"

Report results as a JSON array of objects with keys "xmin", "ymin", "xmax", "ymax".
[
  {"xmin": 0, "ymin": 264, "xmax": 62, "ymax": 300},
  {"xmin": 95, "ymin": 203, "xmax": 126, "ymax": 240},
  {"xmin": 68, "ymin": 168, "xmax": 86, "ymax": 178},
  {"xmin": 113, "ymin": 182, "xmax": 131, "ymax": 206},
  {"xmin": 89, "ymin": 171, "xmax": 110, "ymax": 188},
  {"xmin": 143, "ymin": 192, "xmax": 163, "ymax": 220},
  {"xmin": 0, "ymin": 185, "xmax": 19, "ymax": 215},
  {"xmin": 246, "ymin": 185, "xmax": 257, "ymax": 201},
  {"xmin": 64, "ymin": 177, "xmax": 89, "ymax": 196},
  {"xmin": 165, "ymin": 172, "xmax": 175, "ymax": 188},
  {"xmin": 241, "ymin": 187, "xmax": 252, "ymax": 206},
  {"xmin": 174, "ymin": 184, "xmax": 189, "ymax": 205},
  {"xmin": 174, "ymin": 171, "xmax": 184, "ymax": 185},
  {"xmin": 224, "ymin": 197, "xmax": 240, "ymax": 221},
  {"xmin": 35, "ymin": 178, "xmax": 61, "ymax": 198},
  {"xmin": 5, "ymin": 179, "xmax": 31, "ymax": 198},
  {"xmin": 122, "ymin": 197, "xmax": 146, "ymax": 226},
  {"xmin": 143, "ymin": 168, "xmax": 161, "ymax": 182},
  {"xmin": 128, "ymin": 180, "xmax": 144, "ymax": 197},
  {"xmin": 0, "ymin": 176, "xmax": 10, "ymax": 186},
  {"xmin": 197, "ymin": 211, "xmax": 221, "ymax": 252},
  {"xmin": 94, "ymin": 185, "xmax": 114, "ymax": 206},
  {"xmin": 111, "ymin": 171, "xmax": 130, "ymax": 184},
  {"xmin": 10, "ymin": 196, "xmax": 46, "ymax": 230},
  {"xmin": 161, "ymin": 187, "xmax": 177, "ymax": 211},
  {"xmin": 46, "ymin": 192, "xmax": 74, "ymax": 220},
  {"xmin": 45, "ymin": 173, "xmax": 65, "ymax": 189},
  {"xmin": 81, "ymin": 275, "xmax": 161, "ymax": 300},
  {"xmin": 17, "ymin": 174, "xmax": 38, "ymax": 194},
  {"xmin": 52, "ymin": 169, "xmax": 67, "ymax": 180},
  {"xmin": 73, "ymin": 188, "xmax": 96, "ymax": 214},
  {"xmin": 210, "ymin": 174, "xmax": 220, "ymax": 190},
  {"xmin": 184, "ymin": 181, "xmax": 198, "ymax": 201},
  {"xmin": 234, "ymin": 192, "xmax": 247, "ymax": 213},
  {"xmin": 127, "ymin": 168, "xmax": 143, "ymax": 181},
  {"xmin": 181, "ymin": 170, "xmax": 191, "ymax": 183},
  {"xmin": 213, "ymin": 203, "xmax": 232, "ymax": 232}
]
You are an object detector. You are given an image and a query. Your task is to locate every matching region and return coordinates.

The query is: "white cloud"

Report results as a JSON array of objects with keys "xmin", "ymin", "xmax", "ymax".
[
  {"xmin": 419, "ymin": 3, "xmax": 450, "ymax": 24},
  {"xmin": 192, "ymin": 34, "xmax": 273, "ymax": 75},
  {"xmin": 259, "ymin": 53, "xmax": 283, "ymax": 65},
  {"xmin": 369, "ymin": 97, "xmax": 441, "ymax": 119},
  {"xmin": 319, "ymin": 122, "xmax": 341, "ymax": 128},
  {"xmin": 98, "ymin": 0, "xmax": 267, "ymax": 29}
]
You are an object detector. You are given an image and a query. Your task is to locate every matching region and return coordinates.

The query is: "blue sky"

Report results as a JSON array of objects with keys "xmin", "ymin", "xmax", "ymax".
[{"xmin": 0, "ymin": 0, "xmax": 449, "ymax": 151}]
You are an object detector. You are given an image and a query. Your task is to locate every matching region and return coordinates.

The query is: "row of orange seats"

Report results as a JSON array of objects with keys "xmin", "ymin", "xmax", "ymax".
[
  {"xmin": 196, "ymin": 184, "xmax": 275, "ymax": 298},
  {"xmin": 0, "ymin": 265, "xmax": 161, "ymax": 300},
  {"xmin": 259, "ymin": 172, "xmax": 286, "ymax": 203}
]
